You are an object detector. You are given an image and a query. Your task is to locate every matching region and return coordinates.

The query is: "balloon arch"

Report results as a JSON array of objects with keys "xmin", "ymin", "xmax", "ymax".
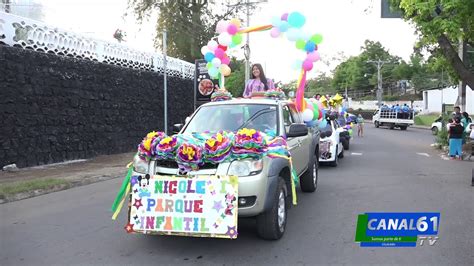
[{"xmin": 201, "ymin": 11, "xmax": 345, "ymax": 127}]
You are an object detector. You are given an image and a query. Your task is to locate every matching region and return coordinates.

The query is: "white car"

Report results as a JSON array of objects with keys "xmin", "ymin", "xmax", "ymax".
[
  {"xmin": 431, "ymin": 119, "xmax": 473, "ymax": 135},
  {"xmin": 319, "ymin": 119, "xmax": 344, "ymax": 166}
]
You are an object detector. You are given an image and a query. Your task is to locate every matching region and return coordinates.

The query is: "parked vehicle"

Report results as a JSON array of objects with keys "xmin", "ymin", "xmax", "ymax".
[
  {"xmin": 372, "ymin": 108, "xmax": 414, "ymax": 130},
  {"xmin": 319, "ymin": 118, "xmax": 344, "ymax": 166},
  {"xmin": 336, "ymin": 115, "xmax": 350, "ymax": 150},
  {"xmin": 133, "ymin": 98, "xmax": 320, "ymax": 240}
]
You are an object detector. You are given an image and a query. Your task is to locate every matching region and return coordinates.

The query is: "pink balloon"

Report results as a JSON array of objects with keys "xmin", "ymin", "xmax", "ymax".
[
  {"xmin": 281, "ymin": 13, "xmax": 289, "ymax": 21},
  {"xmin": 270, "ymin": 27, "xmax": 280, "ymax": 38},
  {"xmin": 221, "ymin": 55, "xmax": 230, "ymax": 65},
  {"xmin": 305, "ymin": 99, "xmax": 314, "ymax": 110},
  {"xmin": 227, "ymin": 24, "xmax": 238, "ymax": 35},
  {"xmin": 214, "ymin": 48, "xmax": 225, "ymax": 59},
  {"xmin": 307, "ymin": 51, "xmax": 320, "ymax": 62},
  {"xmin": 302, "ymin": 59, "xmax": 313, "ymax": 71}
]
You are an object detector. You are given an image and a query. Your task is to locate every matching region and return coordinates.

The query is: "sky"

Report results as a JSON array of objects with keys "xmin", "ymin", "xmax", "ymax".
[{"xmin": 7, "ymin": 0, "xmax": 419, "ymax": 83}]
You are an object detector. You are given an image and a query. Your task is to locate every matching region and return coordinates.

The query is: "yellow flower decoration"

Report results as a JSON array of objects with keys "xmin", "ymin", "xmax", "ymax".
[
  {"xmin": 206, "ymin": 138, "xmax": 216, "ymax": 148},
  {"xmin": 160, "ymin": 137, "xmax": 173, "ymax": 145},
  {"xmin": 146, "ymin": 131, "xmax": 157, "ymax": 139},
  {"xmin": 143, "ymin": 138, "xmax": 152, "ymax": 150},
  {"xmin": 240, "ymin": 128, "xmax": 256, "ymax": 137},
  {"xmin": 182, "ymin": 145, "xmax": 196, "ymax": 160}
]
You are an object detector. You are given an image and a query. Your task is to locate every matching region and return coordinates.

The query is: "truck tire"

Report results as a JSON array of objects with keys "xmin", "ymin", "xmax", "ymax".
[
  {"xmin": 257, "ymin": 178, "xmax": 287, "ymax": 240},
  {"xmin": 389, "ymin": 124, "xmax": 395, "ymax": 130},
  {"xmin": 330, "ymin": 147, "xmax": 339, "ymax": 167},
  {"xmin": 431, "ymin": 126, "xmax": 438, "ymax": 135},
  {"xmin": 300, "ymin": 153, "xmax": 318, "ymax": 192},
  {"xmin": 375, "ymin": 121, "xmax": 380, "ymax": 128},
  {"xmin": 400, "ymin": 126, "xmax": 407, "ymax": 130},
  {"xmin": 341, "ymin": 137, "xmax": 350, "ymax": 150}
]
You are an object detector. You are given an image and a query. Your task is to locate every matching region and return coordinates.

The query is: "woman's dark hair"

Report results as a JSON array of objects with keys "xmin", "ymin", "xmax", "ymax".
[
  {"xmin": 251, "ymin": 63, "xmax": 269, "ymax": 90},
  {"xmin": 454, "ymin": 117, "xmax": 461, "ymax": 124}
]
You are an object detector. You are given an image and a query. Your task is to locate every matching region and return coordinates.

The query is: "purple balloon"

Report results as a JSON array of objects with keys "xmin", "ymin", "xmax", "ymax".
[{"xmin": 281, "ymin": 13, "xmax": 289, "ymax": 21}]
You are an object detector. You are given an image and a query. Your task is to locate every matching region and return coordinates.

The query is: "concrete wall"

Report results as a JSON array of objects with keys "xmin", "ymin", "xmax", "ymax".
[
  {"xmin": 422, "ymin": 86, "xmax": 473, "ymax": 114},
  {"xmin": 0, "ymin": 45, "xmax": 194, "ymax": 168}
]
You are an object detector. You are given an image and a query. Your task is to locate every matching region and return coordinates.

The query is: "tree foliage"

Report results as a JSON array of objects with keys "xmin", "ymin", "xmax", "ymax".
[
  {"xmin": 225, "ymin": 59, "xmax": 246, "ymax": 97},
  {"xmin": 128, "ymin": 0, "xmax": 248, "ymax": 62},
  {"xmin": 391, "ymin": 0, "xmax": 474, "ymax": 89}
]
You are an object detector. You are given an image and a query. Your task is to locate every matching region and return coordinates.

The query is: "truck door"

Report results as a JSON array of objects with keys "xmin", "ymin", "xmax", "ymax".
[{"xmin": 282, "ymin": 104, "xmax": 310, "ymax": 174}]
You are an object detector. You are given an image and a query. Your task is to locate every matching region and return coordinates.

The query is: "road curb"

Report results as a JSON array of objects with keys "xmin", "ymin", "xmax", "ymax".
[
  {"xmin": 366, "ymin": 120, "xmax": 430, "ymax": 130},
  {"xmin": 0, "ymin": 174, "xmax": 123, "ymax": 204}
]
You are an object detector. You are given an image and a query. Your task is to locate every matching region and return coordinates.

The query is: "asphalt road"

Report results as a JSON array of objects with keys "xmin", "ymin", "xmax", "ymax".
[{"xmin": 1, "ymin": 126, "xmax": 473, "ymax": 265}]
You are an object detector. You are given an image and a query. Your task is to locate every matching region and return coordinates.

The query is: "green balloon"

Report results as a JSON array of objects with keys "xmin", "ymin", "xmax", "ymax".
[
  {"xmin": 232, "ymin": 34, "xmax": 243, "ymax": 45},
  {"xmin": 207, "ymin": 62, "xmax": 212, "ymax": 69},
  {"xmin": 296, "ymin": 39, "xmax": 306, "ymax": 50},
  {"xmin": 312, "ymin": 102, "xmax": 319, "ymax": 119},
  {"xmin": 310, "ymin": 34, "xmax": 323, "ymax": 45}
]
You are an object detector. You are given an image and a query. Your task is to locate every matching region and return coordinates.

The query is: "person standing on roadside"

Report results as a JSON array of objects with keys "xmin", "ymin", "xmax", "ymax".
[
  {"xmin": 356, "ymin": 114, "xmax": 365, "ymax": 137},
  {"xmin": 448, "ymin": 117, "xmax": 464, "ymax": 160}
]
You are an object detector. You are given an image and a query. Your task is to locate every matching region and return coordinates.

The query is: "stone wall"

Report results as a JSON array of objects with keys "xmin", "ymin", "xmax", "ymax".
[{"xmin": 0, "ymin": 45, "xmax": 194, "ymax": 168}]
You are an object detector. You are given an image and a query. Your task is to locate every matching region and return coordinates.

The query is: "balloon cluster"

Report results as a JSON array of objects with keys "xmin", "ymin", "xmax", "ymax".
[
  {"xmin": 201, "ymin": 18, "xmax": 243, "ymax": 79},
  {"xmin": 269, "ymin": 12, "xmax": 322, "ymax": 72},
  {"xmin": 300, "ymin": 98, "xmax": 324, "ymax": 127}
]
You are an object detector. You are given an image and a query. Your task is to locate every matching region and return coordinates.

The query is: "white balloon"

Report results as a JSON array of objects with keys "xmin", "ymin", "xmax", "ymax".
[
  {"xmin": 286, "ymin": 28, "xmax": 301, "ymax": 42},
  {"xmin": 201, "ymin": 46, "xmax": 210, "ymax": 55},
  {"xmin": 218, "ymin": 32, "xmax": 232, "ymax": 46},
  {"xmin": 302, "ymin": 109, "xmax": 314, "ymax": 122},
  {"xmin": 211, "ymin": 57, "xmax": 221, "ymax": 68},
  {"xmin": 207, "ymin": 40, "xmax": 218, "ymax": 51}
]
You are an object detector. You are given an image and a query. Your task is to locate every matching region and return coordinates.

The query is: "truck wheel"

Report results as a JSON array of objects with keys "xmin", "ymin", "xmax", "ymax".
[
  {"xmin": 400, "ymin": 126, "xmax": 407, "ymax": 130},
  {"xmin": 330, "ymin": 147, "xmax": 339, "ymax": 167},
  {"xmin": 256, "ymin": 178, "xmax": 287, "ymax": 240},
  {"xmin": 300, "ymin": 153, "xmax": 318, "ymax": 192},
  {"xmin": 375, "ymin": 121, "xmax": 379, "ymax": 128},
  {"xmin": 431, "ymin": 127, "xmax": 438, "ymax": 135},
  {"xmin": 342, "ymin": 137, "xmax": 350, "ymax": 150},
  {"xmin": 389, "ymin": 124, "xmax": 395, "ymax": 130}
]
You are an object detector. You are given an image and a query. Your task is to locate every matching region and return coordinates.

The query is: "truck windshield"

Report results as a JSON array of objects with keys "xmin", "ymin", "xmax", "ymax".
[{"xmin": 183, "ymin": 104, "xmax": 278, "ymax": 134}]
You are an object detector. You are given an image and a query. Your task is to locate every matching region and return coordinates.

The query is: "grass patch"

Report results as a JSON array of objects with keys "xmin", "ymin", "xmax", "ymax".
[
  {"xmin": 0, "ymin": 178, "xmax": 70, "ymax": 198},
  {"xmin": 414, "ymin": 114, "xmax": 439, "ymax": 126}
]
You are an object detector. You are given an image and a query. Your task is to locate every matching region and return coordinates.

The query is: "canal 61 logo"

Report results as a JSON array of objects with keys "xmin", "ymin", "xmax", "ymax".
[{"xmin": 355, "ymin": 213, "xmax": 440, "ymax": 247}]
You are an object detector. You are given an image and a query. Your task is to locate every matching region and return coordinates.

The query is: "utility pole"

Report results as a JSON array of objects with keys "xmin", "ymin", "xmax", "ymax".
[
  {"xmin": 163, "ymin": 30, "xmax": 168, "ymax": 134},
  {"xmin": 228, "ymin": 0, "xmax": 267, "ymax": 84},
  {"xmin": 367, "ymin": 59, "xmax": 390, "ymax": 107},
  {"xmin": 245, "ymin": 0, "xmax": 250, "ymax": 84}
]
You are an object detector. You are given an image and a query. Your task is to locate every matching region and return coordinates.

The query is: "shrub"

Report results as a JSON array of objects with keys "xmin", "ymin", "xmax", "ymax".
[{"xmin": 435, "ymin": 128, "xmax": 449, "ymax": 147}]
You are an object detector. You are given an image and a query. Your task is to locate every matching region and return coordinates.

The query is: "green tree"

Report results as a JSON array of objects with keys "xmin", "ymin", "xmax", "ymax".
[
  {"xmin": 128, "ymin": 0, "xmax": 247, "ymax": 62},
  {"xmin": 392, "ymin": 0, "xmax": 474, "ymax": 89},
  {"xmin": 225, "ymin": 59, "xmax": 246, "ymax": 97}
]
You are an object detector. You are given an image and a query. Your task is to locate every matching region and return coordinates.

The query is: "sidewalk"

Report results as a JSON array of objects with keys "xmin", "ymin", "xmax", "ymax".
[{"xmin": 0, "ymin": 152, "xmax": 135, "ymax": 203}]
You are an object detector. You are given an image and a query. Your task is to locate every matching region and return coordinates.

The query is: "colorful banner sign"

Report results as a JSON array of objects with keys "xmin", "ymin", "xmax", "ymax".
[
  {"xmin": 127, "ymin": 174, "xmax": 239, "ymax": 239},
  {"xmin": 195, "ymin": 59, "xmax": 219, "ymax": 103}
]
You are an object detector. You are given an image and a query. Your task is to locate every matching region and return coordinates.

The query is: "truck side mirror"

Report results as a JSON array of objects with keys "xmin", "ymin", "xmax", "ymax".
[
  {"xmin": 173, "ymin": 124, "xmax": 184, "ymax": 134},
  {"xmin": 287, "ymin": 123, "xmax": 308, "ymax": 138}
]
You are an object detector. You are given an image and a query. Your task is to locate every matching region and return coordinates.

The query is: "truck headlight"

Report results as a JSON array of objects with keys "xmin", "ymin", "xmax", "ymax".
[
  {"xmin": 227, "ymin": 159, "xmax": 263, "ymax": 176},
  {"xmin": 133, "ymin": 155, "xmax": 149, "ymax": 174}
]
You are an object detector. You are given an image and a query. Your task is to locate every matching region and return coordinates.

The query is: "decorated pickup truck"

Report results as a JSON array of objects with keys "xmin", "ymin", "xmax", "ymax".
[{"xmin": 112, "ymin": 96, "xmax": 320, "ymax": 240}]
